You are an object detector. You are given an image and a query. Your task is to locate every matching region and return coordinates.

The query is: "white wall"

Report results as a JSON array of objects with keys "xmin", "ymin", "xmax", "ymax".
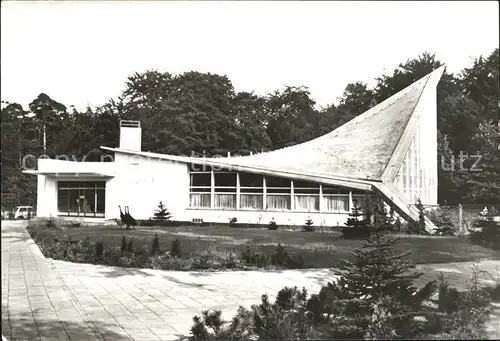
[
  {"xmin": 35, "ymin": 159, "xmax": 115, "ymax": 218},
  {"xmin": 36, "ymin": 174, "xmax": 57, "ymax": 217},
  {"xmin": 184, "ymin": 209, "xmax": 350, "ymax": 227},
  {"xmin": 34, "ymin": 154, "xmax": 354, "ymax": 227},
  {"xmin": 106, "ymin": 152, "xmax": 190, "ymax": 221},
  {"xmin": 394, "ymin": 74, "xmax": 439, "ymax": 206}
]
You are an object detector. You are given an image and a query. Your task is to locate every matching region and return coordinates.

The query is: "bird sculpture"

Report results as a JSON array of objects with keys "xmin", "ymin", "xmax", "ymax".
[
  {"xmin": 118, "ymin": 205, "xmax": 125, "ymax": 228},
  {"xmin": 124, "ymin": 206, "xmax": 137, "ymax": 230}
]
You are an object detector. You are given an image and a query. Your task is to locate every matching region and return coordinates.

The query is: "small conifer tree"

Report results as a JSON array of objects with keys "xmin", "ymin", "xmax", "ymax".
[
  {"xmin": 341, "ymin": 199, "xmax": 371, "ymax": 238},
  {"xmin": 154, "ymin": 201, "xmax": 172, "ymax": 221},
  {"xmin": 121, "ymin": 235, "xmax": 127, "ymax": 253},
  {"xmin": 303, "ymin": 218, "xmax": 315, "ymax": 232},
  {"xmin": 151, "ymin": 233, "xmax": 160, "ymax": 255},
  {"xmin": 336, "ymin": 197, "xmax": 436, "ymax": 338}
]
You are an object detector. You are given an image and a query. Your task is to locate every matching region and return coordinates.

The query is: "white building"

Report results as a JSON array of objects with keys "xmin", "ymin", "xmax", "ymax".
[{"xmin": 24, "ymin": 66, "xmax": 445, "ymax": 229}]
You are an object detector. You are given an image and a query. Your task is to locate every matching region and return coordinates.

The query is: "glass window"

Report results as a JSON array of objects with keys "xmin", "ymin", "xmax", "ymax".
[
  {"xmin": 57, "ymin": 181, "xmax": 105, "ymax": 217},
  {"xmin": 239, "ymin": 172, "xmax": 263, "ymax": 188},
  {"xmin": 190, "ymin": 173, "xmax": 211, "ymax": 187},
  {"xmin": 214, "ymin": 172, "xmax": 237, "ymax": 187},
  {"xmin": 190, "ymin": 193, "xmax": 211, "ymax": 208},
  {"xmin": 266, "ymin": 195, "xmax": 291, "ymax": 210},
  {"xmin": 240, "ymin": 194, "xmax": 263, "ymax": 209}
]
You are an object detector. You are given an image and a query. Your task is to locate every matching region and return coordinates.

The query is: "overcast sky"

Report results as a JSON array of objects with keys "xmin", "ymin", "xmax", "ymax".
[{"xmin": 1, "ymin": 1, "xmax": 498, "ymax": 111}]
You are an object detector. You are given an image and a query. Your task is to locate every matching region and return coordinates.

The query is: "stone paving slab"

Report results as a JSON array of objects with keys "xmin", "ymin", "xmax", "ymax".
[{"xmin": 2, "ymin": 221, "xmax": 499, "ymax": 340}]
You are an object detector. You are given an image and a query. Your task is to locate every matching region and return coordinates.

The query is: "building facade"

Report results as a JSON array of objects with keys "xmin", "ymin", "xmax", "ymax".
[{"xmin": 25, "ymin": 66, "xmax": 446, "ymax": 229}]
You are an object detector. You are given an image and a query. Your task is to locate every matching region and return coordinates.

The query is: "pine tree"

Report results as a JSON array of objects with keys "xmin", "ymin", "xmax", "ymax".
[
  {"xmin": 408, "ymin": 199, "xmax": 428, "ymax": 235},
  {"xmin": 303, "ymin": 218, "xmax": 315, "ymax": 232},
  {"xmin": 432, "ymin": 208, "xmax": 456, "ymax": 236},
  {"xmin": 154, "ymin": 201, "xmax": 172, "ymax": 221},
  {"xmin": 336, "ymin": 197, "xmax": 437, "ymax": 338},
  {"xmin": 341, "ymin": 199, "xmax": 371, "ymax": 238}
]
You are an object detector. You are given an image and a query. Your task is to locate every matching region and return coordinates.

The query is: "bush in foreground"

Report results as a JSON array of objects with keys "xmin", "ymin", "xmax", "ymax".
[
  {"xmin": 183, "ymin": 200, "xmax": 495, "ymax": 340},
  {"xmin": 469, "ymin": 217, "xmax": 500, "ymax": 250},
  {"xmin": 27, "ymin": 225, "xmax": 308, "ymax": 271}
]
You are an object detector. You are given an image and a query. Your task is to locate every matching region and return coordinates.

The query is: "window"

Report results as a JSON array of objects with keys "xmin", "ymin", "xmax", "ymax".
[
  {"xmin": 57, "ymin": 181, "xmax": 105, "ymax": 217},
  {"xmin": 240, "ymin": 172, "xmax": 263, "ymax": 210},
  {"xmin": 322, "ymin": 186, "xmax": 349, "ymax": 212},
  {"xmin": 294, "ymin": 181, "xmax": 319, "ymax": 211},
  {"xmin": 214, "ymin": 172, "xmax": 236, "ymax": 208},
  {"xmin": 266, "ymin": 176, "xmax": 291, "ymax": 210},
  {"xmin": 190, "ymin": 171, "xmax": 212, "ymax": 208}
]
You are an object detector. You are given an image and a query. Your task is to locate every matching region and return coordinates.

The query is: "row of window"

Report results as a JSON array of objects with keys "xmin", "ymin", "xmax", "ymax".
[
  {"xmin": 189, "ymin": 193, "xmax": 353, "ymax": 212},
  {"xmin": 189, "ymin": 170, "xmax": 365, "ymax": 212}
]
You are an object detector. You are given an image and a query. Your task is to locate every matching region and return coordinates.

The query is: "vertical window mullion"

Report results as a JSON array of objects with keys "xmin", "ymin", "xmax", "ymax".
[
  {"xmin": 236, "ymin": 172, "xmax": 240, "ymax": 210},
  {"xmin": 319, "ymin": 184, "xmax": 323, "ymax": 213},
  {"xmin": 263, "ymin": 177, "xmax": 267, "ymax": 211},
  {"xmin": 210, "ymin": 170, "xmax": 215, "ymax": 209}
]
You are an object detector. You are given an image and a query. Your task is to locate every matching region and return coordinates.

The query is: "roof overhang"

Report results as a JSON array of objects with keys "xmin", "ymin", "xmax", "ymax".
[
  {"xmin": 101, "ymin": 146, "xmax": 376, "ymax": 191},
  {"xmin": 23, "ymin": 170, "xmax": 114, "ymax": 178}
]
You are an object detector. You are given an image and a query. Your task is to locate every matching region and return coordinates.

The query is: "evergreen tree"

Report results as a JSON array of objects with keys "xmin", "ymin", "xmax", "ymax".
[
  {"xmin": 151, "ymin": 233, "xmax": 160, "ymax": 255},
  {"xmin": 336, "ymin": 198, "xmax": 437, "ymax": 338},
  {"xmin": 303, "ymin": 218, "xmax": 315, "ymax": 232},
  {"xmin": 154, "ymin": 201, "xmax": 172, "ymax": 221},
  {"xmin": 431, "ymin": 208, "xmax": 456, "ymax": 236},
  {"xmin": 341, "ymin": 199, "xmax": 371, "ymax": 238},
  {"xmin": 408, "ymin": 199, "xmax": 429, "ymax": 235}
]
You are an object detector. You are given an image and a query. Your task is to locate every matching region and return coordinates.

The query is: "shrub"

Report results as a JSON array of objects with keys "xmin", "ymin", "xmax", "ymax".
[
  {"xmin": 121, "ymin": 235, "xmax": 127, "ymax": 253},
  {"xmin": 341, "ymin": 200, "xmax": 371, "ymax": 239},
  {"xmin": 46, "ymin": 216, "xmax": 56, "ymax": 228},
  {"xmin": 268, "ymin": 220, "xmax": 278, "ymax": 230},
  {"xmin": 151, "ymin": 233, "xmax": 160, "ymax": 255},
  {"xmin": 271, "ymin": 244, "xmax": 305, "ymax": 269},
  {"xmin": 302, "ymin": 218, "xmax": 315, "ymax": 232},
  {"xmin": 469, "ymin": 217, "xmax": 500, "ymax": 250},
  {"xmin": 126, "ymin": 238, "xmax": 134, "ymax": 253},
  {"xmin": 229, "ymin": 217, "xmax": 238, "ymax": 227},
  {"xmin": 433, "ymin": 266, "xmax": 493, "ymax": 339},
  {"xmin": 240, "ymin": 246, "xmax": 269, "ymax": 268},
  {"xmin": 134, "ymin": 246, "xmax": 151, "ymax": 268},
  {"xmin": 171, "ymin": 238, "xmax": 182, "ymax": 258},
  {"xmin": 95, "ymin": 241, "xmax": 104, "ymax": 259},
  {"xmin": 408, "ymin": 199, "xmax": 430, "ymax": 235}
]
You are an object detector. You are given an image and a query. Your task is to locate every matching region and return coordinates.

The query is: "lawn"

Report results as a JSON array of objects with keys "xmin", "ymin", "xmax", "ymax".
[{"xmin": 28, "ymin": 222, "xmax": 500, "ymax": 269}]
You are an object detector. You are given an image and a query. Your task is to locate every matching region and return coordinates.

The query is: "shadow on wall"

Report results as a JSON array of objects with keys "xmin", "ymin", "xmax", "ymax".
[{"xmin": 2, "ymin": 311, "xmax": 127, "ymax": 341}]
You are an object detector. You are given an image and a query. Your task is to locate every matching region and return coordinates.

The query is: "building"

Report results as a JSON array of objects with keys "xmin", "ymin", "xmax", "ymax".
[{"xmin": 24, "ymin": 66, "xmax": 446, "ymax": 229}]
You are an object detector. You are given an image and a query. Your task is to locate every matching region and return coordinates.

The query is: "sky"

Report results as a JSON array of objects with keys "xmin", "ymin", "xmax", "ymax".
[{"xmin": 1, "ymin": 1, "xmax": 499, "ymax": 112}]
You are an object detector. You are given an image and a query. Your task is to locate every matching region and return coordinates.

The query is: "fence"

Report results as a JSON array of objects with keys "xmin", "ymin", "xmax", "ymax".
[
  {"xmin": 1, "ymin": 193, "xmax": 36, "ymax": 212},
  {"xmin": 426, "ymin": 204, "xmax": 500, "ymax": 234}
]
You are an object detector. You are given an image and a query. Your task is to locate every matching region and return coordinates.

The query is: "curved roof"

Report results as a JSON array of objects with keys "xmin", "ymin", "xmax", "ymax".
[
  {"xmin": 101, "ymin": 66, "xmax": 445, "ymax": 185},
  {"xmin": 201, "ymin": 67, "xmax": 442, "ymax": 181}
]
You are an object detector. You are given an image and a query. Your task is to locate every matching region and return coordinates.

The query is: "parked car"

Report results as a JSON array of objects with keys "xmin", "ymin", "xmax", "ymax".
[{"xmin": 14, "ymin": 206, "xmax": 36, "ymax": 220}]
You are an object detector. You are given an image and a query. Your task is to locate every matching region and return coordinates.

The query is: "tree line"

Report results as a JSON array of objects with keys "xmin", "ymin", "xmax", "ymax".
[{"xmin": 1, "ymin": 49, "xmax": 498, "ymax": 206}]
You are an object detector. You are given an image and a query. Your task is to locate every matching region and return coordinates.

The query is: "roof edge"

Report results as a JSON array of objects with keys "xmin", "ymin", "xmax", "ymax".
[
  {"xmin": 100, "ymin": 146, "xmax": 379, "ymax": 189},
  {"xmin": 380, "ymin": 65, "xmax": 446, "ymax": 183}
]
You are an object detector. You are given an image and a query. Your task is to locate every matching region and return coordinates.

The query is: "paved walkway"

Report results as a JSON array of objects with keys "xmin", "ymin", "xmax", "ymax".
[{"xmin": 2, "ymin": 221, "xmax": 499, "ymax": 341}]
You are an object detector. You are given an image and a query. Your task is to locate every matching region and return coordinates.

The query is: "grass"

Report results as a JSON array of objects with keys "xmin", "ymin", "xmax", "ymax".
[{"xmin": 27, "ymin": 222, "xmax": 500, "ymax": 269}]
